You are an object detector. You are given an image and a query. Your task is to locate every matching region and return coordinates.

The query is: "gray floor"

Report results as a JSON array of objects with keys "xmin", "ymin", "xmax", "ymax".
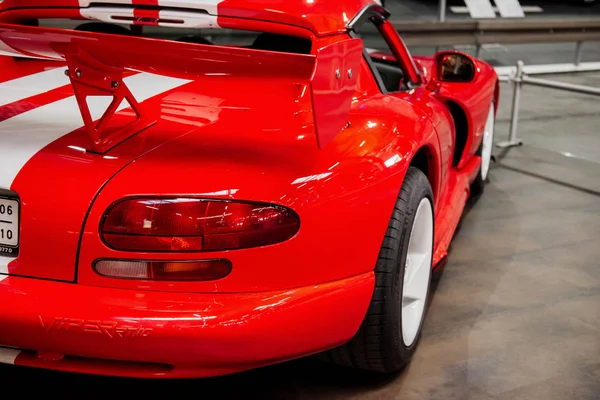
[
  {"xmin": 3, "ymin": 76, "xmax": 600, "ymax": 398},
  {"xmin": 497, "ymin": 73, "xmax": 600, "ymax": 163}
]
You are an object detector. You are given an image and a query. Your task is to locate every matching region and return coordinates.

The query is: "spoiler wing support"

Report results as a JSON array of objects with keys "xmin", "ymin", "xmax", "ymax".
[
  {"xmin": 310, "ymin": 38, "xmax": 363, "ymax": 149},
  {"xmin": 0, "ymin": 23, "xmax": 363, "ymax": 152},
  {"xmin": 63, "ymin": 49, "xmax": 156, "ymax": 153}
]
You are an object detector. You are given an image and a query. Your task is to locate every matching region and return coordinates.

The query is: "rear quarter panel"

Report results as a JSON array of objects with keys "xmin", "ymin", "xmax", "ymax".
[{"xmin": 77, "ymin": 67, "xmax": 441, "ymax": 293}]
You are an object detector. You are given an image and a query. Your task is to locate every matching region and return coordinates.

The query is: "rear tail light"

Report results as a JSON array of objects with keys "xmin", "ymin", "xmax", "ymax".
[
  {"xmin": 94, "ymin": 259, "xmax": 232, "ymax": 281},
  {"xmin": 100, "ymin": 198, "xmax": 300, "ymax": 252}
]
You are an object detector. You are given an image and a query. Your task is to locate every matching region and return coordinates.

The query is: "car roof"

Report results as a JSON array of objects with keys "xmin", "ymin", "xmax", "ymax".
[{"xmin": 0, "ymin": 0, "xmax": 379, "ymax": 36}]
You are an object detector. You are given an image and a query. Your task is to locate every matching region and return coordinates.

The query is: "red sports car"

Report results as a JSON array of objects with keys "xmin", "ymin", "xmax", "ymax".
[{"xmin": 0, "ymin": 0, "xmax": 498, "ymax": 378}]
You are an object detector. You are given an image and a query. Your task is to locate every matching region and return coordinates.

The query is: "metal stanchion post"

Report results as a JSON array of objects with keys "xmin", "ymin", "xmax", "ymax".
[
  {"xmin": 497, "ymin": 61, "xmax": 525, "ymax": 148},
  {"xmin": 574, "ymin": 41, "xmax": 584, "ymax": 66},
  {"xmin": 439, "ymin": 0, "xmax": 447, "ymax": 22},
  {"xmin": 435, "ymin": 0, "xmax": 447, "ymax": 53},
  {"xmin": 523, "ymin": 76, "xmax": 600, "ymax": 96}
]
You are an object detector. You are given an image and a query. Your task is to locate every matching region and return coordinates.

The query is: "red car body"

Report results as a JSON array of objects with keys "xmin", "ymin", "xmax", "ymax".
[{"xmin": 0, "ymin": 0, "xmax": 498, "ymax": 378}]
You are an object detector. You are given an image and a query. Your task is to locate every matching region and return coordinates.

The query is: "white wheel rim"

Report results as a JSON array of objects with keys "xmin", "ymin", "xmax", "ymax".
[
  {"xmin": 401, "ymin": 197, "xmax": 433, "ymax": 347},
  {"xmin": 480, "ymin": 104, "xmax": 495, "ymax": 181}
]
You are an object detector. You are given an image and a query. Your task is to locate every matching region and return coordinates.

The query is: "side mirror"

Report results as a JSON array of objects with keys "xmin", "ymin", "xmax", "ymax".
[{"xmin": 435, "ymin": 51, "xmax": 476, "ymax": 83}]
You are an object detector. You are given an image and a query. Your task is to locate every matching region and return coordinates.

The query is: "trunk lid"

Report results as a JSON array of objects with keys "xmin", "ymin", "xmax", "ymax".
[
  {"xmin": 0, "ymin": 22, "xmax": 361, "ymax": 281},
  {"xmin": 0, "ymin": 57, "xmax": 194, "ymax": 280}
]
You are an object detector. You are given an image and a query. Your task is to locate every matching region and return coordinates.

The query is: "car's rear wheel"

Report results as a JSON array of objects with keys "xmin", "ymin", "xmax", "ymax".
[
  {"xmin": 326, "ymin": 167, "xmax": 434, "ymax": 373},
  {"xmin": 470, "ymin": 102, "xmax": 495, "ymax": 198}
]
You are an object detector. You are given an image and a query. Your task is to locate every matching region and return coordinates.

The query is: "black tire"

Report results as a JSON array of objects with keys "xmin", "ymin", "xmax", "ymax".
[{"xmin": 326, "ymin": 167, "xmax": 433, "ymax": 373}]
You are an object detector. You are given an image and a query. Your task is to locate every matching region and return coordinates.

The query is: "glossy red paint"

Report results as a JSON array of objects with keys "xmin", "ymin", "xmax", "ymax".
[
  {"xmin": 311, "ymin": 38, "xmax": 363, "ymax": 148},
  {"xmin": 63, "ymin": 56, "xmax": 158, "ymax": 154},
  {"xmin": 379, "ymin": 20, "xmax": 422, "ymax": 85},
  {"xmin": 0, "ymin": 272, "xmax": 374, "ymax": 378},
  {"xmin": 0, "ymin": 2, "xmax": 498, "ymax": 377},
  {"xmin": 0, "ymin": 0, "xmax": 375, "ymax": 36}
]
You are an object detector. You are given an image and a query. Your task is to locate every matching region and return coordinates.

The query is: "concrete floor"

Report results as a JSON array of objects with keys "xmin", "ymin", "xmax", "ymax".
[
  {"xmin": 3, "ymin": 82, "xmax": 600, "ymax": 398},
  {"xmin": 497, "ymin": 73, "xmax": 600, "ymax": 163}
]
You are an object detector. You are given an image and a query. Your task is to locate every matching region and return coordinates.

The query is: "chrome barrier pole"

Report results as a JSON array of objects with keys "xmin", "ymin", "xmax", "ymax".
[
  {"xmin": 497, "ymin": 61, "xmax": 525, "ymax": 148},
  {"xmin": 523, "ymin": 76, "xmax": 600, "ymax": 96},
  {"xmin": 574, "ymin": 41, "xmax": 584, "ymax": 66},
  {"xmin": 439, "ymin": 0, "xmax": 447, "ymax": 22},
  {"xmin": 435, "ymin": 0, "xmax": 447, "ymax": 53}
]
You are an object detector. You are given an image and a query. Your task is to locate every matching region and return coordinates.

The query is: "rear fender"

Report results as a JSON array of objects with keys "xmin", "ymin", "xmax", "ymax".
[{"xmin": 74, "ymin": 93, "xmax": 441, "ymax": 293}]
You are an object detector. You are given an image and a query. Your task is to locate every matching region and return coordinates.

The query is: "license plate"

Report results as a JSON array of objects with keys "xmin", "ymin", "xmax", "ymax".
[{"xmin": 0, "ymin": 197, "xmax": 19, "ymax": 257}]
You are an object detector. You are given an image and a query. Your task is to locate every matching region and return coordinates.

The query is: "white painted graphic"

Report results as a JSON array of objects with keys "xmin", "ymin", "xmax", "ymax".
[
  {"xmin": 79, "ymin": 0, "xmax": 133, "ymax": 7},
  {"xmin": 78, "ymin": 0, "xmax": 223, "ymax": 15},
  {"xmin": 0, "ymin": 73, "xmax": 190, "ymax": 190},
  {"xmin": 0, "ymin": 72, "xmax": 191, "ymax": 274},
  {"xmin": 158, "ymin": 10, "xmax": 219, "ymax": 28},
  {"xmin": 80, "ymin": 6, "xmax": 135, "ymax": 22},
  {"xmin": 158, "ymin": 0, "xmax": 222, "ymax": 15},
  {"xmin": 0, "ymin": 39, "xmax": 38, "ymax": 59},
  {"xmin": 80, "ymin": 4, "xmax": 219, "ymax": 27},
  {"xmin": 0, "ymin": 68, "xmax": 69, "ymax": 107},
  {"xmin": 0, "ymin": 39, "xmax": 21, "ymax": 58}
]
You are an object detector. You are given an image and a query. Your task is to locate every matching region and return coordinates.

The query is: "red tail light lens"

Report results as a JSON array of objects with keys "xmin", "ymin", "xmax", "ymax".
[
  {"xmin": 100, "ymin": 198, "xmax": 300, "ymax": 252},
  {"xmin": 94, "ymin": 259, "xmax": 232, "ymax": 281}
]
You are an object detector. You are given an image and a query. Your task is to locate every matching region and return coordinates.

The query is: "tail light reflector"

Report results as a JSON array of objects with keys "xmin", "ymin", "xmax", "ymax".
[
  {"xmin": 100, "ymin": 198, "xmax": 300, "ymax": 252},
  {"xmin": 93, "ymin": 259, "xmax": 232, "ymax": 281}
]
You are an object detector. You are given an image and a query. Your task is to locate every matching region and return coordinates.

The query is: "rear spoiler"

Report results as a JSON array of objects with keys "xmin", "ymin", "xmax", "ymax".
[{"xmin": 0, "ymin": 23, "xmax": 362, "ymax": 152}]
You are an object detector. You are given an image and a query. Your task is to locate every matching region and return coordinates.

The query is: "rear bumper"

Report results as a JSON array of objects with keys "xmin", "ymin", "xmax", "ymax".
[{"xmin": 0, "ymin": 273, "xmax": 374, "ymax": 378}]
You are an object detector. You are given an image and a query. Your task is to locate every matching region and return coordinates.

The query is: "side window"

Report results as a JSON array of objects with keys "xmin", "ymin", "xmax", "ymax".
[{"xmin": 352, "ymin": 20, "xmax": 408, "ymax": 93}]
